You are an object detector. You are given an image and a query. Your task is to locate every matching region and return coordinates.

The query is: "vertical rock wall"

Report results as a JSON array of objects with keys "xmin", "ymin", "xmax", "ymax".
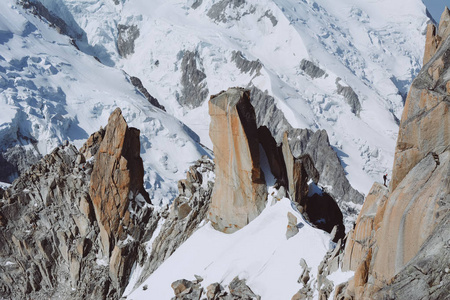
[
  {"xmin": 340, "ymin": 12, "xmax": 450, "ymax": 299},
  {"xmin": 208, "ymin": 88, "xmax": 267, "ymax": 233}
]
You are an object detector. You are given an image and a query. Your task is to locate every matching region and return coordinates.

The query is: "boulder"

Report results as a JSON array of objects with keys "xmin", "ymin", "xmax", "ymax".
[
  {"xmin": 228, "ymin": 276, "xmax": 261, "ymax": 300},
  {"xmin": 208, "ymin": 88, "xmax": 267, "ymax": 233},
  {"xmin": 286, "ymin": 212, "xmax": 299, "ymax": 239}
]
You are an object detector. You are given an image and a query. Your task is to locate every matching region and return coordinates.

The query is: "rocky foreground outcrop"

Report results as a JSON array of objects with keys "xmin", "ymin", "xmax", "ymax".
[
  {"xmin": 338, "ymin": 15, "xmax": 450, "ymax": 300},
  {"xmin": 0, "ymin": 108, "xmax": 154, "ymax": 299}
]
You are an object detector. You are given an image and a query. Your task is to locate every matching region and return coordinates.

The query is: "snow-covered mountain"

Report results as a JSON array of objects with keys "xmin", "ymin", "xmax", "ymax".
[
  {"xmin": 0, "ymin": 0, "xmax": 434, "ymax": 299},
  {"xmin": 27, "ymin": 0, "xmax": 428, "ymax": 195},
  {"xmin": 2, "ymin": 0, "xmax": 429, "ymax": 197},
  {"xmin": 0, "ymin": 0, "xmax": 209, "ymax": 205}
]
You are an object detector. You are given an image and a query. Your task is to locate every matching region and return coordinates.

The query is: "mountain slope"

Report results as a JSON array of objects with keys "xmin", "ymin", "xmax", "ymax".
[
  {"xmin": 0, "ymin": 0, "xmax": 208, "ymax": 204},
  {"xmin": 31, "ymin": 0, "xmax": 430, "ymax": 195}
]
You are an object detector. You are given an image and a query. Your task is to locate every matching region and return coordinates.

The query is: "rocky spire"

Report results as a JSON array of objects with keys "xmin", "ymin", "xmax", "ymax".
[
  {"xmin": 208, "ymin": 88, "xmax": 267, "ymax": 233},
  {"xmin": 423, "ymin": 6, "xmax": 450, "ymax": 65}
]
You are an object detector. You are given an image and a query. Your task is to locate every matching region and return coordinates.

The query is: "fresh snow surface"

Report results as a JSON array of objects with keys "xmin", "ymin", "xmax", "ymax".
[
  {"xmin": 127, "ymin": 190, "xmax": 337, "ymax": 300},
  {"xmin": 36, "ymin": 0, "xmax": 430, "ymax": 196},
  {"xmin": 0, "ymin": 1, "xmax": 208, "ymax": 205}
]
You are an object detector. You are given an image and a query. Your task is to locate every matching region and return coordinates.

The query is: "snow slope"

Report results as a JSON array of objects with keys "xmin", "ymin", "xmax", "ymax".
[
  {"xmin": 36, "ymin": 0, "xmax": 430, "ymax": 195},
  {"xmin": 126, "ymin": 192, "xmax": 353, "ymax": 300},
  {"xmin": 0, "ymin": 1, "xmax": 208, "ymax": 204}
]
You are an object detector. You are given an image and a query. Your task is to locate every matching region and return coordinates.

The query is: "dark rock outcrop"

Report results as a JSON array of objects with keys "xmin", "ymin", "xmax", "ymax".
[
  {"xmin": 18, "ymin": 0, "xmax": 83, "ymax": 40},
  {"xmin": 171, "ymin": 276, "xmax": 261, "ymax": 300},
  {"xmin": 117, "ymin": 24, "xmax": 140, "ymax": 58},
  {"xmin": 304, "ymin": 192, "xmax": 344, "ymax": 242},
  {"xmin": 130, "ymin": 76, "xmax": 166, "ymax": 111},
  {"xmin": 191, "ymin": 0, "xmax": 203, "ymax": 9},
  {"xmin": 207, "ymin": 0, "xmax": 250, "ymax": 23},
  {"xmin": 300, "ymin": 59, "xmax": 326, "ymax": 79},
  {"xmin": 232, "ymin": 51, "xmax": 262, "ymax": 76},
  {"xmin": 178, "ymin": 50, "xmax": 209, "ymax": 108},
  {"xmin": 249, "ymin": 87, "xmax": 364, "ymax": 205},
  {"xmin": 335, "ymin": 78, "xmax": 361, "ymax": 116},
  {"xmin": 337, "ymin": 13, "xmax": 450, "ymax": 299},
  {"xmin": 286, "ymin": 128, "xmax": 364, "ymax": 205}
]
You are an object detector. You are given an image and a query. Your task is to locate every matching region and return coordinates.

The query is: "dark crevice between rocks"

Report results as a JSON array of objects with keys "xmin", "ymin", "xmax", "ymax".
[
  {"xmin": 304, "ymin": 192, "xmax": 345, "ymax": 242},
  {"xmin": 251, "ymin": 102, "xmax": 345, "ymax": 242},
  {"xmin": 257, "ymin": 126, "xmax": 287, "ymax": 187}
]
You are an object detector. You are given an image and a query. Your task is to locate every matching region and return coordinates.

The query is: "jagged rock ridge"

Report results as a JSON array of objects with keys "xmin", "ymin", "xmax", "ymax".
[{"xmin": 0, "ymin": 108, "xmax": 155, "ymax": 299}]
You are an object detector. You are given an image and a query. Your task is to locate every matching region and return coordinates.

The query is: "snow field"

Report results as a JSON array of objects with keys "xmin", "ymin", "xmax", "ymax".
[{"xmin": 127, "ymin": 193, "xmax": 345, "ymax": 300}]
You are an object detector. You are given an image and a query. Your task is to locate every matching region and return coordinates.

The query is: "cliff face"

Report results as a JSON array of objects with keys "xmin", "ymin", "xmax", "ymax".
[
  {"xmin": 340, "ymin": 14, "xmax": 450, "ymax": 299},
  {"xmin": 208, "ymin": 88, "xmax": 268, "ymax": 233}
]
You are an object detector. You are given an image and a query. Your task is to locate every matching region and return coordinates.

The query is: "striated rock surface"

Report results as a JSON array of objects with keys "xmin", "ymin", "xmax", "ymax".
[
  {"xmin": 335, "ymin": 78, "xmax": 361, "ymax": 116},
  {"xmin": 0, "ymin": 143, "xmax": 114, "ymax": 299},
  {"xmin": 232, "ymin": 50, "xmax": 262, "ymax": 76},
  {"xmin": 300, "ymin": 59, "xmax": 326, "ymax": 79},
  {"xmin": 208, "ymin": 88, "xmax": 267, "ymax": 233},
  {"xmin": 178, "ymin": 50, "xmax": 209, "ymax": 108},
  {"xmin": 338, "ymin": 18, "xmax": 450, "ymax": 299},
  {"xmin": 342, "ymin": 183, "xmax": 388, "ymax": 272},
  {"xmin": 89, "ymin": 108, "xmax": 149, "ymax": 256}
]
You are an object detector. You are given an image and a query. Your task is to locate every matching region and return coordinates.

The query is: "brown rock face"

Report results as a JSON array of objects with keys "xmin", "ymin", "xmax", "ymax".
[
  {"xmin": 423, "ymin": 8, "xmax": 450, "ymax": 65},
  {"xmin": 89, "ymin": 108, "xmax": 145, "ymax": 256},
  {"xmin": 208, "ymin": 88, "xmax": 267, "ymax": 233},
  {"xmin": 391, "ymin": 42, "xmax": 450, "ymax": 190},
  {"xmin": 339, "ymin": 13, "xmax": 450, "ymax": 299},
  {"xmin": 342, "ymin": 183, "xmax": 388, "ymax": 272},
  {"xmin": 282, "ymin": 132, "xmax": 319, "ymax": 207},
  {"xmin": 423, "ymin": 24, "xmax": 439, "ymax": 65}
]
